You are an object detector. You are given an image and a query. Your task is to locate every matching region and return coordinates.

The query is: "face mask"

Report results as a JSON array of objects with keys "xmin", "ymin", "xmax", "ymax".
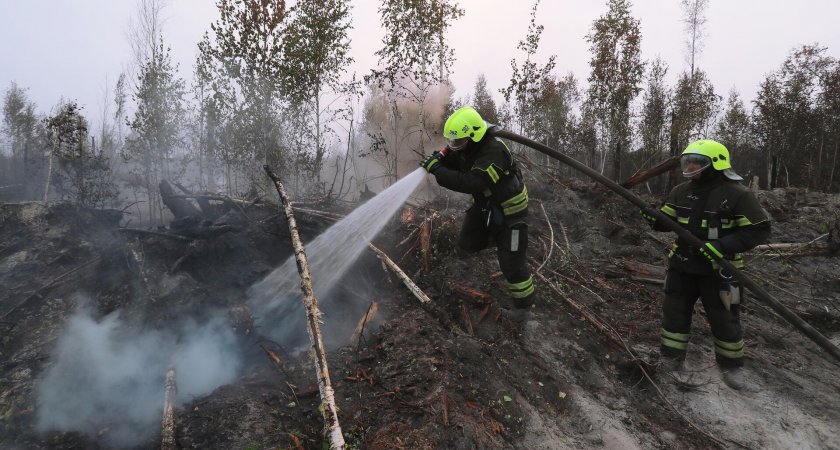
[
  {"xmin": 446, "ymin": 136, "xmax": 470, "ymax": 151},
  {"xmin": 681, "ymin": 153, "xmax": 712, "ymax": 178}
]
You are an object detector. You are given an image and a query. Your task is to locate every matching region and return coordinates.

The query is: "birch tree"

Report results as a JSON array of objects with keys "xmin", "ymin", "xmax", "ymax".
[
  {"xmin": 585, "ymin": 0, "xmax": 644, "ymax": 179},
  {"xmin": 283, "ymin": 0, "xmax": 355, "ymax": 186}
]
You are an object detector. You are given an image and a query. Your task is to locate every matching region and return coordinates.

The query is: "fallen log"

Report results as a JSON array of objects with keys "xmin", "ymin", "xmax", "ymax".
[
  {"xmin": 159, "ymin": 180, "xmax": 202, "ymax": 219},
  {"xmin": 447, "ymin": 280, "xmax": 491, "ymax": 303},
  {"xmin": 620, "ymin": 156, "xmax": 679, "ymax": 188},
  {"xmin": 264, "ymin": 165, "xmax": 345, "ymax": 450},
  {"xmin": 368, "ymin": 244, "xmax": 431, "ymax": 304},
  {"xmin": 161, "ymin": 366, "xmax": 177, "ymax": 450}
]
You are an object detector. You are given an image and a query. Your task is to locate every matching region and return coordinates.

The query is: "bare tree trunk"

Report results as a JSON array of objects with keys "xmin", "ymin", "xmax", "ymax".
[
  {"xmin": 43, "ymin": 151, "xmax": 54, "ymax": 202},
  {"xmin": 161, "ymin": 366, "xmax": 177, "ymax": 450},
  {"xmin": 263, "ymin": 165, "xmax": 346, "ymax": 450},
  {"xmin": 829, "ymin": 141, "xmax": 838, "ymax": 191}
]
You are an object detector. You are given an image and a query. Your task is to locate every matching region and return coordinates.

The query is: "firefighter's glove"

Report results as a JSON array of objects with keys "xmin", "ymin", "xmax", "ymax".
[
  {"xmin": 641, "ymin": 208, "xmax": 658, "ymax": 226},
  {"xmin": 420, "ymin": 153, "xmax": 442, "ymax": 173},
  {"xmin": 698, "ymin": 241, "xmax": 724, "ymax": 263}
]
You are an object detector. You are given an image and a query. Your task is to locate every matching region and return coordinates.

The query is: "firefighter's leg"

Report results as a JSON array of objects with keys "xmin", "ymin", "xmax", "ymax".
[
  {"xmin": 698, "ymin": 275, "xmax": 744, "ymax": 369},
  {"xmin": 458, "ymin": 206, "xmax": 490, "ymax": 253},
  {"xmin": 661, "ymin": 270, "xmax": 699, "ymax": 361},
  {"xmin": 496, "ymin": 224, "xmax": 535, "ymax": 309}
]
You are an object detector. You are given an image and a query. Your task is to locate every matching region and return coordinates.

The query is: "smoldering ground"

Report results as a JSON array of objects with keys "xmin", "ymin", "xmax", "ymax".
[{"xmin": 34, "ymin": 299, "xmax": 242, "ymax": 447}]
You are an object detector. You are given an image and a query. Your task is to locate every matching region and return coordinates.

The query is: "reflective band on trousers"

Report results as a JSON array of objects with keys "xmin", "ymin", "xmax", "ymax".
[
  {"xmin": 714, "ymin": 338, "xmax": 745, "ymax": 359},
  {"xmin": 661, "ymin": 328, "xmax": 689, "ymax": 351},
  {"xmin": 500, "ymin": 186, "xmax": 528, "ymax": 216},
  {"xmin": 509, "ymin": 276, "xmax": 534, "ymax": 298}
]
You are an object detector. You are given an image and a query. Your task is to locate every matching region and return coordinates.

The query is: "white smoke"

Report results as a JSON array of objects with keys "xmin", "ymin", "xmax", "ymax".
[{"xmin": 35, "ymin": 303, "xmax": 241, "ymax": 447}]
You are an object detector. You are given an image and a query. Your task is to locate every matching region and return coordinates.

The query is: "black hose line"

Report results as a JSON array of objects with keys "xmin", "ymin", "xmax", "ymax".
[{"xmin": 495, "ymin": 128, "xmax": 840, "ymax": 364}]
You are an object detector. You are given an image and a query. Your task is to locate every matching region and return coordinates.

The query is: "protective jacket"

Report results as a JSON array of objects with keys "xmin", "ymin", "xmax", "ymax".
[
  {"xmin": 432, "ymin": 131, "xmax": 528, "ymax": 226},
  {"xmin": 647, "ymin": 171, "xmax": 770, "ymax": 275}
]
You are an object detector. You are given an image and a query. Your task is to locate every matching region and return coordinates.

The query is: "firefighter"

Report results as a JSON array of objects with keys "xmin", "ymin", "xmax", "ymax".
[
  {"xmin": 643, "ymin": 139, "xmax": 770, "ymax": 390},
  {"xmin": 420, "ymin": 106, "xmax": 536, "ymax": 313}
]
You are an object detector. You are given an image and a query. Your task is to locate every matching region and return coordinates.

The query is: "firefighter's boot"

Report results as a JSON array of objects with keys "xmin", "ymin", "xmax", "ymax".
[{"xmin": 721, "ymin": 367, "xmax": 748, "ymax": 391}]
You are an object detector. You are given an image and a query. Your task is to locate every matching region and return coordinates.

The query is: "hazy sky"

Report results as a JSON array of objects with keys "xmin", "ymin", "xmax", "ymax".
[{"xmin": 1, "ymin": 0, "xmax": 838, "ymax": 128}]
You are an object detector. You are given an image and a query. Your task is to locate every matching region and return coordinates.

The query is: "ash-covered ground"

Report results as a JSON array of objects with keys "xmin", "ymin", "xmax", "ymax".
[{"xmin": 1, "ymin": 171, "xmax": 839, "ymax": 449}]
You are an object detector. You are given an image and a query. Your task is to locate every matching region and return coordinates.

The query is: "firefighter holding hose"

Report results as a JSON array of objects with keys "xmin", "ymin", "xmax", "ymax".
[
  {"xmin": 420, "ymin": 106, "xmax": 536, "ymax": 315},
  {"xmin": 643, "ymin": 139, "xmax": 771, "ymax": 390}
]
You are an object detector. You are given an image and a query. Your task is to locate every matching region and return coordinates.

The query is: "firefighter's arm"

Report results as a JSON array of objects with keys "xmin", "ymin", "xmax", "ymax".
[
  {"xmin": 433, "ymin": 167, "xmax": 492, "ymax": 194},
  {"xmin": 716, "ymin": 220, "xmax": 771, "ymax": 254},
  {"xmin": 716, "ymin": 191, "xmax": 771, "ymax": 253},
  {"xmin": 643, "ymin": 188, "xmax": 680, "ymax": 232}
]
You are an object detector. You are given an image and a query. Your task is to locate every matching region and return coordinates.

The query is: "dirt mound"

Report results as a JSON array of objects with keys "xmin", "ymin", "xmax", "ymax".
[{"xmin": 2, "ymin": 174, "xmax": 840, "ymax": 449}]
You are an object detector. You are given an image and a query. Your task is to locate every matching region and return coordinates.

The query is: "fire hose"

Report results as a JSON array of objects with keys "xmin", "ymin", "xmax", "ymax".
[{"xmin": 494, "ymin": 128, "xmax": 840, "ymax": 364}]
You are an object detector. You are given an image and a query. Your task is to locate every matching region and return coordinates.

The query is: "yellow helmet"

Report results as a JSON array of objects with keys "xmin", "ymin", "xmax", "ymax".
[
  {"xmin": 443, "ymin": 106, "xmax": 487, "ymax": 150},
  {"xmin": 681, "ymin": 139, "xmax": 731, "ymax": 171}
]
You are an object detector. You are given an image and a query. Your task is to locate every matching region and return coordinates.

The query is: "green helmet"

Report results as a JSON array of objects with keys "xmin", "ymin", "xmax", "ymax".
[
  {"xmin": 443, "ymin": 106, "xmax": 487, "ymax": 150},
  {"xmin": 681, "ymin": 139, "xmax": 731, "ymax": 171}
]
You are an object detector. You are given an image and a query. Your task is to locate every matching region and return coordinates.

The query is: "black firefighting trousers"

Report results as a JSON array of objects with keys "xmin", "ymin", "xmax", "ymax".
[
  {"xmin": 660, "ymin": 270, "xmax": 744, "ymax": 368},
  {"xmin": 457, "ymin": 206, "xmax": 535, "ymax": 307}
]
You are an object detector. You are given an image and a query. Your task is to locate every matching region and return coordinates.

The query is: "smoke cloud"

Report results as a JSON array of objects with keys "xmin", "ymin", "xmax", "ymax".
[{"xmin": 35, "ymin": 302, "xmax": 242, "ymax": 447}]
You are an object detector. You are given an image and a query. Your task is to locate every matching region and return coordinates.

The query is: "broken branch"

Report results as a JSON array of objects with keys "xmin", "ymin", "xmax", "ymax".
[{"xmin": 368, "ymin": 244, "xmax": 431, "ymax": 304}]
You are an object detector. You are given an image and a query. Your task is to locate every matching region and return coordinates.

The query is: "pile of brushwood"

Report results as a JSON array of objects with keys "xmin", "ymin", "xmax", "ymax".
[{"xmin": 1, "ymin": 170, "xmax": 839, "ymax": 449}]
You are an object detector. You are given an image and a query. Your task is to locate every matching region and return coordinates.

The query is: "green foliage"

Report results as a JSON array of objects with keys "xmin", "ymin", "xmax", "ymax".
[
  {"xmin": 2, "ymin": 82, "xmax": 43, "ymax": 196},
  {"xmin": 370, "ymin": 0, "xmax": 463, "ymax": 91},
  {"xmin": 197, "ymin": 0, "xmax": 290, "ymax": 190},
  {"xmin": 44, "ymin": 102, "xmax": 116, "ymax": 207},
  {"xmin": 671, "ymin": 69, "xmax": 719, "ymax": 151},
  {"xmin": 124, "ymin": 40, "xmax": 186, "ymax": 222},
  {"xmin": 585, "ymin": 0, "xmax": 645, "ymax": 180},
  {"xmin": 472, "ymin": 74, "xmax": 499, "ymax": 125},
  {"xmin": 637, "ymin": 57, "xmax": 670, "ymax": 167},
  {"xmin": 752, "ymin": 44, "xmax": 839, "ymax": 190},
  {"xmin": 283, "ymin": 0, "xmax": 356, "ymax": 181},
  {"xmin": 364, "ymin": 0, "xmax": 464, "ymax": 181},
  {"xmin": 125, "ymin": 41, "xmax": 186, "ymax": 172},
  {"xmin": 715, "ymin": 90, "xmax": 754, "ymax": 173},
  {"xmin": 501, "ymin": 0, "xmax": 557, "ymax": 138}
]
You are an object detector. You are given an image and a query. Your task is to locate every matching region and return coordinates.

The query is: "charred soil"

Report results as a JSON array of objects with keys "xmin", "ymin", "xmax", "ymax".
[{"xmin": 1, "ymin": 175, "xmax": 840, "ymax": 449}]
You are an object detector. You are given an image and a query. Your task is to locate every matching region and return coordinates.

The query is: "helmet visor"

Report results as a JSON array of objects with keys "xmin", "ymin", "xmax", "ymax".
[
  {"xmin": 681, "ymin": 154, "xmax": 712, "ymax": 178},
  {"xmin": 446, "ymin": 136, "xmax": 470, "ymax": 151}
]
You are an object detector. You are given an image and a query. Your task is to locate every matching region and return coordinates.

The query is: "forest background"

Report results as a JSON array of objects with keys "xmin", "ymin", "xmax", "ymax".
[{"xmin": 1, "ymin": 0, "xmax": 839, "ymax": 225}]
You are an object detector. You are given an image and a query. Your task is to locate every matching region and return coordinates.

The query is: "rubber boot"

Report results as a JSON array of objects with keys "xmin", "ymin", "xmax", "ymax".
[
  {"xmin": 660, "ymin": 357, "xmax": 708, "ymax": 387},
  {"xmin": 721, "ymin": 367, "xmax": 747, "ymax": 391}
]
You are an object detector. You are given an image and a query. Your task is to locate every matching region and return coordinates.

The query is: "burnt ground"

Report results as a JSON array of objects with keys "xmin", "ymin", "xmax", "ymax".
[{"xmin": 1, "ymin": 172, "xmax": 840, "ymax": 450}]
